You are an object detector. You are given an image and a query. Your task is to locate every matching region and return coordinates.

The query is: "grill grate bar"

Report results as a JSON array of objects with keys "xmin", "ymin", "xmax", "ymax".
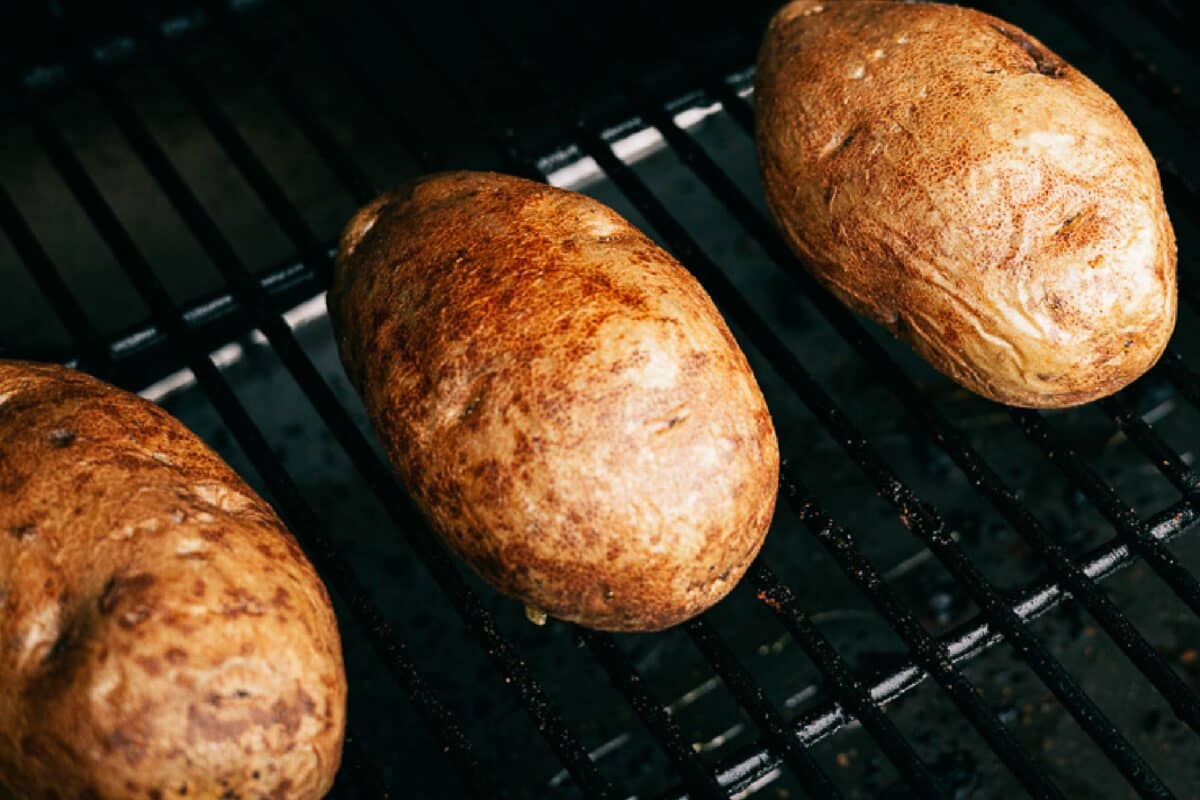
[
  {"xmin": 772, "ymin": 471, "xmax": 1066, "ymax": 799},
  {"xmin": 581, "ymin": 632, "xmax": 730, "ymax": 800},
  {"xmin": 683, "ymin": 619, "xmax": 846, "ymax": 798},
  {"xmin": 1163, "ymin": 352, "xmax": 1200, "ymax": 412},
  {"xmin": 578, "ymin": 29, "xmax": 1200, "ymax": 749},
  {"xmin": 1038, "ymin": 0, "xmax": 1200, "ymax": 134},
  {"xmin": 1141, "ymin": 0, "xmax": 1198, "ymax": 49},
  {"xmin": 768, "ymin": 478, "xmax": 1070, "ymax": 798},
  {"xmin": 0, "ymin": 185, "xmax": 113, "ymax": 377},
  {"xmin": 687, "ymin": 499, "xmax": 1199, "ymax": 799},
  {"xmin": 1012, "ymin": 409, "xmax": 1200, "ymax": 614},
  {"xmin": 0, "ymin": 83, "xmax": 488, "ymax": 798},
  {"xmin": 193, "ymin": 0, "xmax": 378, "ymax": 204},
  {"xmin": 745, "ymin": 561, "xmax": 945, "ymax": 798},
  {"xmin": 471, "ymin": 9, "xmax": 1176, "ymax": 797},
  {"xmin": 278, "ymin": 0, "xmax": 448, "ymax": 173},
  {"xmin": 1100, "ymin": 396, "xmax": 1200, "ymax": 501},
  {"xmin": 49, "ymin": 13, "xmax": 618, "ymax": 797},
  {"xmin": 122, "ymin": 11, "xmax": 332, "ymax": 285}
]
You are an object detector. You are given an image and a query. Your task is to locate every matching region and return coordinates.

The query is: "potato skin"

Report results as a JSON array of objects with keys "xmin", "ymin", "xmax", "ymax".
[
  {"xmin": 329, "ymin": 171, "xmax": 779, "ymax": 632},
  {"xmin": 0, "ymin": 362, "xmax": 345, "ymax": 799},
  {"xmin": 756, "ymin": 1, "xmax": 1176, "ymax": 407}
]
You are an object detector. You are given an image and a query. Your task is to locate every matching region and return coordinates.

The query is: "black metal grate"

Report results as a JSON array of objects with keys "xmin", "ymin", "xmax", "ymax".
[{"xmin": 3, "ymin": 1, "xmax": 1200, "ymax": 797}]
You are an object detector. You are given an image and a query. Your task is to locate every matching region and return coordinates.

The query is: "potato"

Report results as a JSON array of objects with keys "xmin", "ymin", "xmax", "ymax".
[
  {"xmin": 0, "ymin": 361, "xmax": 345, "ymax": 799},
  {"xmin": 329, "ymin": 171, "xmax": 779, "ymax": 632},
  {"xmin": 756, "ymin": 0, "xmax": 1176, "ymax": 407}
]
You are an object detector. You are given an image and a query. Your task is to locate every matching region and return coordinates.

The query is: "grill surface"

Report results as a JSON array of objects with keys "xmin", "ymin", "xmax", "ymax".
[{"xmin": 3, "ymin": 1, "xmax": 1200, "ymax": 797}]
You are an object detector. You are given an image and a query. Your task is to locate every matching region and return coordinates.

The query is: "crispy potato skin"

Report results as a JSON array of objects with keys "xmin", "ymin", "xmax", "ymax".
[
  {"xmin": 756, "ymin": 0, "xmax": 1176, "ymax": 407},
  {"xmin": 0, "ymin": 362, "xmax": 345, "ymax": 799},
  {"xmin": 329, "ymin": 171, "xmax": 779, "ymax": 632}
]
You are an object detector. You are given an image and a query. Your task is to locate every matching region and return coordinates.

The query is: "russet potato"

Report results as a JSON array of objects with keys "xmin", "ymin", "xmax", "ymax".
[
  {"xmin": 756, "ymin": 0, "xmax": 1176, "ymax": 407},
  {"xmin": 0, "ymin": 361, "xmax": 345, "ymax": 799},
  {"xmin": 329, "ymin": 171, "xmax": 780, "ymax": 632}
]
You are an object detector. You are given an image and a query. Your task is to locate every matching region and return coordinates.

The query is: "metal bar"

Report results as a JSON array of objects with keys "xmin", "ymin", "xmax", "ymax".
[
  {"xmin": 191, "ymin": 0, "xmax": 378, "ymax": 204},
  {"xmin": 467, "ymin": 9, "xmax": 1172, "ymax": 798},
  {"xmin": 0, "ymin": 184, "xmax": 114, "ymax": 377},
  {"xmin": 581, "ymin": 632, "xmax": 730, "ymax": 800},
  {"xmin": 745, "ymin": 562, "xmax": 946, "ymax": 799},
  {"xmin": 2, "ymin": 89, "xmax": 445, "ymax": 799},
  {"xmin": 275, "ymin": 0, "xmax": 443, "ymax": 172},
  {"xmin": 1012, "ymin": 409, "xmax": 1200, "ymax": 616},
  {"xmin": 1036, "ymin": 0, "xmax": 1200, "ymax": 135},
  {"xmin": 666, "ymin": 498, "xmax": 1199, "ymax": 800},
  {"xmin": 684, "ymin": 619, "xmax": 845, "ymax": 799},
  {"xmin": 119, "ymin": 12, "xmax": 332, "ymax": 284},
  {"xmin": 38, "ymin": 14, "xmax": 615, "ymax": 797},
  {"xmin": 1099, "ymin": 395, "xmax": 1200, "ymax": 501}
]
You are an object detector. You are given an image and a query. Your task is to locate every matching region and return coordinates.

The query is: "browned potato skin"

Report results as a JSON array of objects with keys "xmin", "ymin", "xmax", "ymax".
[
  {"xmin": 0, "ymin": 362, "xmax": 345, "ymax": 799},
  {"xmin": 329, "ymin": 171, "xmax": 779, "ymax": 632},
  {"xmin": 756, "ymin": 1, "xmax": 1176, "ymax": 408}
]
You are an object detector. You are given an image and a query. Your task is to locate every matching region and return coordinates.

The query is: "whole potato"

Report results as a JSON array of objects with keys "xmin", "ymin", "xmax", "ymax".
[
  {"xmin": 329, "ymin": 171, "xmax": 779, "ymax": 632},
  {"xmin": 756, "ymin": 0, "xmax": 1176, "ymax": 407},
  {"xmin": 0, "ymin": 361, "xmax": 345, "ymax": 799}
]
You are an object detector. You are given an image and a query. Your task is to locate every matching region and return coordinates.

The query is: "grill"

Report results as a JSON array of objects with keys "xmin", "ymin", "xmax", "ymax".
[{"xmin": 3, "ymin": 0, "xmax": 1200, "ymax": 797}]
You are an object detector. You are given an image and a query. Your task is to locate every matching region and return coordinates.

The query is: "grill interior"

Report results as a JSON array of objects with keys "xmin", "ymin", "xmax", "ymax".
[{"xmin": 3, "ymin": 1, "xmax": 1200, "ymax": 797}]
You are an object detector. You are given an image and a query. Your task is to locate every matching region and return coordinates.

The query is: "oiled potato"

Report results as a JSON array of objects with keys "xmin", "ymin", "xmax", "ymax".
[
  {"xmin": 0, "ymin": 361, "xmax": 345, "ymax": 799},
  {"xmin": 756, "ymin": 0, "xmax": 1176, "ymax": 407},
  {"xmin": 329, "ymin": 171, "xmax": 779, "ymax": 632}
]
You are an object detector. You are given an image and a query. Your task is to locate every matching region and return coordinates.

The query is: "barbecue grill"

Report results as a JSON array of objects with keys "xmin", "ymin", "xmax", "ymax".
[{"xmin": 3, "ymin": 0, "xmax": 1200, "ymax": 796}]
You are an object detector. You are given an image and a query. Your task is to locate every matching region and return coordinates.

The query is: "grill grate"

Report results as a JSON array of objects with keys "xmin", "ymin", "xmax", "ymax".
[{"xmin": 2, "ymin": 1, "xmax": 1200, "ymax": 797}]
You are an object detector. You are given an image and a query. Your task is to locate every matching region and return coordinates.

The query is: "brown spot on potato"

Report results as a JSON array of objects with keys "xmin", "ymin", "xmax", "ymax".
[
  {"xmin": 164, "ymin": 647, "xmax": 188, "ymax": 665},
  {"xmin": 136, "ymin": 655, "xmax": 163, "ymax": 676},
  {"xmin": 47, "ymin": 428, "xmax": 76, "ymax": 448},
  {"xmin": 10, "ymin": 522, "xmax": 36, "ymax": 540},
  {"xmin": 989, "ymin": 22, "xmax": 1065, "ymax": 77},
  {"xmin": 99, "ymin": 573, "xmax": 157, "ymax": 616}
]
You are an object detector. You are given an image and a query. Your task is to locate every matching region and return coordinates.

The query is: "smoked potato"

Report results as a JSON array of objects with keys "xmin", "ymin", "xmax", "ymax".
[
  {"xmin": 0, "ymin": 361, "xmax": 345, "ymax": 799},
  {"xmin": 329, "ymin": 171, "xmax": 779, "ymax": 632},
  {"xmin": 756, "ymin": 0, "xmax": 1176, "ymax": 407}
]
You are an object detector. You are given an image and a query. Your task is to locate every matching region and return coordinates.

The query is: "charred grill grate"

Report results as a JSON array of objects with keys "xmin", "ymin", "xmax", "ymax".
[{"xmin": 2, "ymin": 1, "xmax": 1200, "ymax": 797}]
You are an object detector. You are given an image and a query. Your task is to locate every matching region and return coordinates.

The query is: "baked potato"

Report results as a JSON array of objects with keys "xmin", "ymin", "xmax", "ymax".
[
  {"xmin": 0, "ymin": 361, "xmax": 345, "ymax": 799},
  {"xmin": 756, "ymin": 0, "xmax": 1176, "ymax": 407},
  {"xmin": 329, "ymin": 171, "xmax": 780, "ymax": 632}
]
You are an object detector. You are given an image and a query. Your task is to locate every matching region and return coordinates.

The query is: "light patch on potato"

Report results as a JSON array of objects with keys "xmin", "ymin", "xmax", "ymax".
[
  {"xmin": 191, "ymin": 483, "xmax": 254, "ymax": 513},
  {"xmin": 633, "ymin": 346, "xmax": 680, "ymax": 390},
  {"xmin": 14, "ymin": 603, "xmax": 61, "ymax": 671},
  {"xmin": 174, "ymin": 537, "xmax": 209, "ymax": 558}
]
